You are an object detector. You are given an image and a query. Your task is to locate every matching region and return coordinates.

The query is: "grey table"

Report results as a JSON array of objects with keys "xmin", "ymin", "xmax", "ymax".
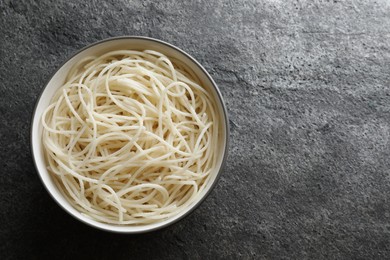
[{"xmin": 1, "ymin": 0, "xmax": 390, "ymax": 259}]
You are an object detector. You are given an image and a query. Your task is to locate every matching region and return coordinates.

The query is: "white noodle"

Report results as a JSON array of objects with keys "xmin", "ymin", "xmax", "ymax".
[{"xmin": 42, "ymin": 50, "xmax": 219, "ymax": 225}]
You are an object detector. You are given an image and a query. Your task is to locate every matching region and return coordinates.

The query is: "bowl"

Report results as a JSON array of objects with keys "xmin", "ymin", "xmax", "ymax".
[{"xmin": 30, "ymin": 36, "xmax": 229, "ymax": 233}]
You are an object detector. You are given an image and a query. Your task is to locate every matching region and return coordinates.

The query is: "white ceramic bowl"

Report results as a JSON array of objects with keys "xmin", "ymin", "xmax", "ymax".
[{"xmin": 31, "ymin": 36, "xmax": 229, "ymax": 233}]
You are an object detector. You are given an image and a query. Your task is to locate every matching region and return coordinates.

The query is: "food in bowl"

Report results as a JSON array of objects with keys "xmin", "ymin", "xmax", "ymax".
[{"xmin": 41, "ymin": 49, "xmax": 220, "ymax": 225}]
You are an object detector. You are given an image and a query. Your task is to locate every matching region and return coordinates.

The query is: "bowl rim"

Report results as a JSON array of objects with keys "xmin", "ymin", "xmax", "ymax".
[{"xmin": 30, "ymin": 36, "xmax": 230, "ymax": 233}]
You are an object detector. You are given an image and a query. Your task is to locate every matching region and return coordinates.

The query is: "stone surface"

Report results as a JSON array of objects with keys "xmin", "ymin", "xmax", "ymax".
[{"xmin": 1, "ymin": 0, "xmax": 390, "ymax": 258}]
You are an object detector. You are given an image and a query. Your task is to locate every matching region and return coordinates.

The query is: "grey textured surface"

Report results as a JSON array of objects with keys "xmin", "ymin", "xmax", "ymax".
[{"xmin": 1, "ymin": 0, "xmax": 390, "ymax": 258}]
